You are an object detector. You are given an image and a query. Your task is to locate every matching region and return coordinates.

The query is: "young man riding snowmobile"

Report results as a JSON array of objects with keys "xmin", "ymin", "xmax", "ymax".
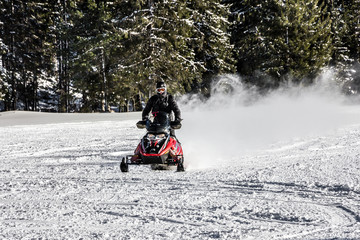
[
  {"xmin": 119, "ymin": 81, "xmax": 184, "ymax": 172},
  {"xmin": 142, "ymin": 81, "xmax": 182, "ymax": 138}
]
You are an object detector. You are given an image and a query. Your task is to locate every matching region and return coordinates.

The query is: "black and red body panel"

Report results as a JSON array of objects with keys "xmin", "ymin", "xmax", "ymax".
[
  {"xmin": 131, "ymin": 134, "xmax": 183, "ymax": 165},
  {"xmin": 127, "ymin": 111, "xmax": 183, "ymax": 166}
]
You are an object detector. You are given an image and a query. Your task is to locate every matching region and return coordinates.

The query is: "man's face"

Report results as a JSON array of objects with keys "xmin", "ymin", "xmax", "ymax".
[{"xmin": 156, "ymin": 87, "xmax": 166, "ymax": 95}]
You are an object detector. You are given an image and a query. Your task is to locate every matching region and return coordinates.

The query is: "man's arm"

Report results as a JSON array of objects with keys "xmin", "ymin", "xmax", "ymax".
[
  {"xmin": 169, "ymin": 95, "xmax": 181, "ymax": 121},
  {"xmin": 142, "ymin": 96, "xmax": 155, "ymax": 120}
]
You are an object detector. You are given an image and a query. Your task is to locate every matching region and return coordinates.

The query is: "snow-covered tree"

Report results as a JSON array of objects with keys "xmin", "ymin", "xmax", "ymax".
[
  {"xmin": 230, "ymin": 0, "xmax": 333, "ymax": 87},
  {"xmin": 69, "ymin": 1, "xmax": 126, "ymax": 112},
  {"xmin": 0, "ymin": 0, "xmax": 56, "ymax": 111},
  {"xmin": 52, "ymin": 0, "xmax": 74, "ymax": 112},
  {"xmin": 188, "ymin": 0, "xmax": 236, "ymax": 94},
  {"xmin": 266, "ymin": 0, "xmax": 333, "ymax": 82},
  {"xmin": 228, "ymin": 0, "xmax": 269, "ymax": 75},
  {"xmin": 111, "ymin": 0, "xmax": 201, "ymax": 97},
  {"xmin": 337, "ymin": 0, "xmax": 360, "ymax": 93}
]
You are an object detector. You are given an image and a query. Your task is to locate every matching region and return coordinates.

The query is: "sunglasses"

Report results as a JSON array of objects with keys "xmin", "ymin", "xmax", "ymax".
[{"xmin": 156, "ymin": 88, "xmax": 166, "ymax": 93}]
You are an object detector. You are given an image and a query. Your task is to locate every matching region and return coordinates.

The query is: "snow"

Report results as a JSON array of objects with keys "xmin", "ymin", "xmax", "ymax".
[{"xmin": 1, "ymin": 78, "xmax": 360, "ymax": 239}]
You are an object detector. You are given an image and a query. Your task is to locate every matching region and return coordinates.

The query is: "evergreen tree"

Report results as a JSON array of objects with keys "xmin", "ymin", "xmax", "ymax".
[
  {"xmin": 112, "ymin": 0, "xmax": 199, "ymax": 98},
  {"xmin": 188, "ymin": 0, "xmax": 236, "ymax": 95},
  {"xmin": 230, "ymin": 0, "xmax": 333, "ymax": 87},
  {"xmin": 341, "ymin": 0, "xmax": 360, "ymax": 93},
  {"xmin": 228, "ymin": 0, "xmax": 269, "ymax": 76},
  {"xmin": 327, "ymin": 0, "xmax": 350, "ymax": 65},
  {"xmin": 0, "ymin": 0, "xmax": 21, "ymax": 110},
  {"xmin": 0, "ymin": 1, "xmax": 55, "ymax": 110},
  {"xmin": 267, "ymin": 0, "xmax": 333, "ymax": 82},
  {"xmin": 0, "ymin": 1, "xmax": 9, "ymax": 109},
  {"xmin": 52, "ymin": 0, "xmax": 75, "ymax": 112},
  {"xmin": 320, "ymin": 0, "xmax": 360, "ymax": 94},
  {"xmin": 323, "ymin": 0, "xmax": 354, "ymax": 89},
  {"xmin": 70, "ymin": 0, "xmax": 120, "ymax": 112},
  {"xmin": 345, "ymin": 0, "xmax": 360, "ymax": 63},
  {"xmin": 26, "ymin": 2, "xmax": 57, "ymax": 111}
]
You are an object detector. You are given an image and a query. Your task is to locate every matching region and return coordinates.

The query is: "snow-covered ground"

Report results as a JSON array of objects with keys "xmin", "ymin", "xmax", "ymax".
[{"xmin": 1, "ymin": 83, "xmax": 360, "ymax": 239}]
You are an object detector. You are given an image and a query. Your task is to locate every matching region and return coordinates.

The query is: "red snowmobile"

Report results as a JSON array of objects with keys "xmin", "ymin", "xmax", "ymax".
[{"xmin": 120, "ymin": 111, "xmax": 184, "ymax": 172}]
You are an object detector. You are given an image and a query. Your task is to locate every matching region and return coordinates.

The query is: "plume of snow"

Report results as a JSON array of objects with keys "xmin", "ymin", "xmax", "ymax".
[{"xmin": 178, "ymin": 70, "xmax": 360, "ymax": 170}]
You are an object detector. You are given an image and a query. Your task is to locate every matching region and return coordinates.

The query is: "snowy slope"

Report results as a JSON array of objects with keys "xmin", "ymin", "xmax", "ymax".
[{"xmin": 1, "ymin": 81, "xmax": 360, "ymax": 239}]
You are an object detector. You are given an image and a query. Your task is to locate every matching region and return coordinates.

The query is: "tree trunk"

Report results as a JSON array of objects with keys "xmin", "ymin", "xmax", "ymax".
[
  {"xmin": 101, "ymin": 48, "xmax": 108, "ymax": 112},
  {"xmin": 132, "ymin": 97, "xmax": 136, "ymax": 112}
]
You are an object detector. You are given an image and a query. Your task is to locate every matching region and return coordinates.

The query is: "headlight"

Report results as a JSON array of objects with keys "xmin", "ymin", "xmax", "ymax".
[
  {"xmin": 156, "ymin": 134, "xmax": 165, "ymax": 138},
  {"xmin": 147, "ymin": 134, "xmax": 155, "ymax": 139}
]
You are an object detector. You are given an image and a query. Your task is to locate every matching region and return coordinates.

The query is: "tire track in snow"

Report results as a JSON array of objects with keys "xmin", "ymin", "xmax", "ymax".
[{"xmin": 177, "ymin": 177, "xmax": 360, "ymax": 230}]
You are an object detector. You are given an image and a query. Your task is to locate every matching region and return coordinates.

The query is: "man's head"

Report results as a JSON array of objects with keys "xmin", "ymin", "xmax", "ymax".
[{"xmin": 156, "ymin": 81, "xmax": 167, "ymax": 96}]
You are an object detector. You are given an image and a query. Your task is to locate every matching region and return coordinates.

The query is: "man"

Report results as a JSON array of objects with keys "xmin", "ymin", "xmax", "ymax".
[{"xmin": 142, "ymin": 81, "xmax": 182, "ymax": 136}]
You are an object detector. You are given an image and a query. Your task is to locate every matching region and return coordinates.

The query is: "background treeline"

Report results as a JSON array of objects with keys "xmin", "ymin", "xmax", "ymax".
[{"xmin": 0, "ymin": 0, "xmax": 359, "ymax": 112}]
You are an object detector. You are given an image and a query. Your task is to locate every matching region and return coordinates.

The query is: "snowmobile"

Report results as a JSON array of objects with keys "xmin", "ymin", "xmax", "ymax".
[{"xmin": 120, "ymin": 111, "xmax": 185, "ymax": 172}]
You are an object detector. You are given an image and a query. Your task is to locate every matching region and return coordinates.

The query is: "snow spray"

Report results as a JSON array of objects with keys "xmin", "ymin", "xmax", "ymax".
[{"xmin": 177, "ymin": 71, "xmax": 360, "ymax": 170}]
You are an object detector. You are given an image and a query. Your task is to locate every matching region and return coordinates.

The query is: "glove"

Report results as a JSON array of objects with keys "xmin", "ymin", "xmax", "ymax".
[
  {"xmin": 136, "ymin": 120, "xmax": 147, "ymax": 129},
  {"xmin": 171, "ymin": 120, "xmax": 182, "ymax": 129}
]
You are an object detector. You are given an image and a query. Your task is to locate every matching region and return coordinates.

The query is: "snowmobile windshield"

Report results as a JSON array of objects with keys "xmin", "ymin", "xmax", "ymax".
[{"xmin": 146, "ymin": 111, "xmax": 170, "ymax": 134}]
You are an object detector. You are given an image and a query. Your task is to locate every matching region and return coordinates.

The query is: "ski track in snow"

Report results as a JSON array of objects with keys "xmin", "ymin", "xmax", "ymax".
[{"xmin": 1, "ymin": 111, "xmax": 360, "ymax": 239}]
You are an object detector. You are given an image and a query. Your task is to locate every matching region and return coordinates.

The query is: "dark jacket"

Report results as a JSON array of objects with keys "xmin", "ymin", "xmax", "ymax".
[{"xmin": 142, "ymin": 94, "xmax": 181, "ymax": 121}]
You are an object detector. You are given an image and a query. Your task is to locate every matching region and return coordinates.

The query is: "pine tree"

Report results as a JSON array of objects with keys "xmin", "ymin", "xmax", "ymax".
[
  {"xmin": 228, "ymin": 0, "xmax": 269, "ymax": 76},
  {"xmin": 25, "ymin": 2, "xmax": 57, "ymax": 111},
  {"xmin": 51, "ymin": 0, "xmax": 75, "ymax": 112},
  {"xmin": 0, "ymin": 1, "xmax": 9, "ymax": 110},
  {"xmin": 322, "ymin": 0, "xmax": 354, "ymax": 90},
  {"xmin": 339, "ymin": 0, "xmax": 360, "ymax": 93},
  {"xmin": 0, "ymin": 0, "xmax": 21, "ymax": 110},
  {"xmin": 267, "ymin": 0, "xmax": 333, "ymax": 82},
  {"xmin": 230, "ymin": 0, "xmax": 334, "ymax": 87},
  {"xmin": 345, "ymin": 0, "xmax": 360, "ymax": 63},
  {"xmin": 0, "ymin": 1, "xmax": 55, "ymax": 111},
  {"xmin": 111, "ymin": 0, "xmax": 200, "ymax": 99},
  {"xmin": 328, "ymin": 0, "xmax": 350, "ymax": 65},
  {"xmin": 70, "ymin": 0, "xmax": 120, "ymax": 112},
  {"xmin": 188, "ymin": 0, "xmax": 236, "ymax": 94}
]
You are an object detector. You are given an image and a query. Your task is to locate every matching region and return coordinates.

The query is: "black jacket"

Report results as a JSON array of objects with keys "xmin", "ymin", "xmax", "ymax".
[{"xmin": 142, "ymin": 94, "xmax": 181, "ymax": 121}]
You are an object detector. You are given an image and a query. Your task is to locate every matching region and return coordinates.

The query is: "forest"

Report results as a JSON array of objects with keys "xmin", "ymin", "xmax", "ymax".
[{"xmin": 0, "ymin": 0, "xmax": 359, "ymax": 112}]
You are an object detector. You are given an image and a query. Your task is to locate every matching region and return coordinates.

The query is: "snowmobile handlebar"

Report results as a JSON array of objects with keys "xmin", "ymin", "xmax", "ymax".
[{"xmin": 136, "ymin": 120, "xmax": 181, "ymax": 130}]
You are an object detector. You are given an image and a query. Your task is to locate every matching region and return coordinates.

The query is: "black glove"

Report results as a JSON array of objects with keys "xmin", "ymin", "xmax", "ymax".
[
  {"xmin": 136, "ymin": 120, "xmax": 147, "ymax": 129},
  {"xmin": 171, "ymin": 120, "xmax": 182, "ymax": 129}
]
